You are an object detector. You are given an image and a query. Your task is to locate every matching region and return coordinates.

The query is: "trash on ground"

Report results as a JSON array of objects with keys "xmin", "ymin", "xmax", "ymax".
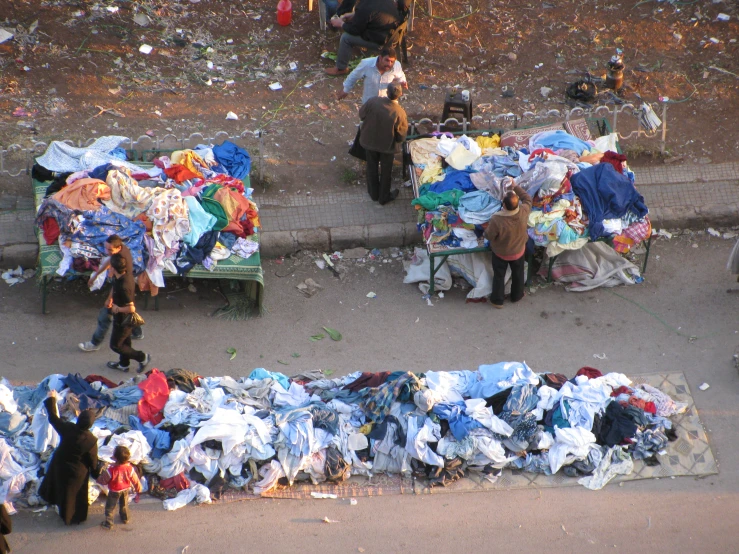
[
  {"xmin": 269, "ymin": 82, "xmax": 283, "ymax": 91},
  {"xmin": 296, "ymin": 278, "xmax": 323, "ymax": 297},
  {"xmin": 226, "ymin": 111, "xmax": 239, "ymax": 120},
  {"xmin": 311, "ymin": 492, "xmax": 337, "ymax": 499},
  {"xmin": 366, "ymin": 292, "xmax": 377, "ymax": 298},
  {"xmin": 707, "ymin": 228, "xmax": 721, "ymax": 237},
  {"xmin": 139, "ymin": 44, "xmax": 153, "ymax": 55},
  {"xmin": 698, "ymin": 383, "xmax": 710, "ymax": 391}
]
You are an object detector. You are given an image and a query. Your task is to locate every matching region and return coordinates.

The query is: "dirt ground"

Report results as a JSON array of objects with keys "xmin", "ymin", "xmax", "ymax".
[
  {"xmin": 1, "ymin": 233, "xmax": 738, "ymax": 553},
  {"xmin": 1, "ymin": 0, "xmax": 738, "ymax": 198}
]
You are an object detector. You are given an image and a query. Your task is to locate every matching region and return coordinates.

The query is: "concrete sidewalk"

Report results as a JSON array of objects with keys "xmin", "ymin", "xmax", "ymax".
[{"xmin": 1, "ymin": 161, "xmax": 738, "ymax": 264}]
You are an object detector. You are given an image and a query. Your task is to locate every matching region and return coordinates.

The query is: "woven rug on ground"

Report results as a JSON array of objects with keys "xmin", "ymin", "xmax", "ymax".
[{"xmin": 211, "ymin": 372, "xmax": 715, "ymax": 503}]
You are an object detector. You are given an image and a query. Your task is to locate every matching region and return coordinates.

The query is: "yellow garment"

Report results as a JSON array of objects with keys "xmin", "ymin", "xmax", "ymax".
[
  {"xmin": 546, "ymin": 237, "xmax": 589, "ymax": 257},
  {"xmin": 52, "ymin": 178, "xmax": 110, "ymax": 211},
  {"xmin": 359, "ymin": 424, "xmax": 373, "ymax": 435},
  {"xmin": 104, "ymin": 170, "xmax": 156, "ymax": 219},
  {"xmin": 528, "ymin": 199, "xmax": 571, "ymax": 227},
  {"xmin": 475, "ymin": 135, "xmax": 501, "ymax": 152},
  {"xmin": 420, "ymin": 163, "xmax": 444, "ymax": 184},
  {"xmin": 445, "ymin": 143, "xmax": 480, "ymax": 170},
  {"xmin": 171, "ymin": 150, "xmax": 208, "ymax": 178}
]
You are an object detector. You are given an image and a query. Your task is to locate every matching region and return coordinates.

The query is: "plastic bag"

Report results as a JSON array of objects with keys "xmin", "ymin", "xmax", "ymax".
[{"xmin": 122, "ymin": 312, "xmax": 146, "ymax": 327}]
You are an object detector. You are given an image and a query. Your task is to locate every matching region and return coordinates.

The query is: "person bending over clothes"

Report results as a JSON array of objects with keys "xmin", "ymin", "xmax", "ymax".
[
  {"xmin": 326, "ymin": 0, "xmax": 400, "ymax": 76},
  {"xmin": 38, "ymin": 390, "xmax": 100, "ymax": 525},
  {"xmin": 100, "ymin": 445, "xmax": 143, "ymax": 530},
  {"xmin": 106, "ymin": 253, "xmax": 151, "ymax": 373},
  {"xmin": 358, "ymin": 82, "xmax": 408, "ymax": 205},
  {"xmin": 484, "ymin": 185, "xmax": 532, "ymax": 308},
  {"xmin": 79, "ymin": 234, "xmax": 143, "ymax": 352}
]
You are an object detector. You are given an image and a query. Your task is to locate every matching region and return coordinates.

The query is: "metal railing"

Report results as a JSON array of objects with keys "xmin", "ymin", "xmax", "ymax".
[{"xmin": 409, "ymin": 102, "xmax": 669, "ymax": 153}]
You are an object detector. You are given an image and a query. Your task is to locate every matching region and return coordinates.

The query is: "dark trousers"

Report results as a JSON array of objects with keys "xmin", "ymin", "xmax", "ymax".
[
  {"xmin": 490, "ymin": 251, "xmax": 525, "ymax": 306},
  {"xmin": 92, "ymin": 306, "xmax": 142, "ymax": 346},
  {"xmin": 104, "ymin": 489, "xmax": 129, "ymax": 526},
  {"xmin": 365, "ymin": 150, "xmax": 395, "ymax": 203},
  {"xmin": 110, "ymin": 323, "xmax": 145, "ymax": 367}
]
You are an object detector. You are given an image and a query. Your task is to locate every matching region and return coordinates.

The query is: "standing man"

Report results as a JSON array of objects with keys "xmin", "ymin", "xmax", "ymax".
[
  {"xmin": 484, "ymin": 185, "xmax": 532, "ymax": 308},
  {"xmin": 78, "ymin": 235, "xmax": 142, "ymax": 352},
  {"xmin": 325, "ymin": 0, "xmax": 400, "ymax": 76},
  {"xmin": 337, "ymin": 47, "xmax": 407, "ymax": 104},
  {"xmin": 358, "ymin": 83, "xmax": 408, "ymax": 205},
  {"xmin": 106, "ymin": 253, "xmax": 150, "ymax": 373}
]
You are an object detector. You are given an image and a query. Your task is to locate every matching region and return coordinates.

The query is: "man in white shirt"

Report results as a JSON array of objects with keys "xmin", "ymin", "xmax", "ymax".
[{"xmin": 337, "ymin": 47, "xmax": 408, "ymax": 105}]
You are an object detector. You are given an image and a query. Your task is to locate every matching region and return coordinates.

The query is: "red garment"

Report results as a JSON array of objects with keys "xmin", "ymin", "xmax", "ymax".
[
  {"xmin": 85, "ymin": 374, "xmax": 119, "ymax": 389},
  {"xmin": 343, "ymin": 372, "xmax": 391, "ymax": 392},
  {"xmin": 107, "ymin": 463, "xmax": 143, "ymax": 493},
  {"xmin": 137, "ymin": 368, "xmax": 169, "ymax": 425},
  {"xmin": 611, "ymin": 385, "xmax": 633, "ymax": 397},
  {"xmin": 164, "ymin": 165, "xmax": 200, "ymax": 184},
  {"xmin": 159, "ymin": 473, "xmax": 190, "ymax": 492},
  {"xmin": 628, "ymin": 396, "xmax": 657, "ymax": 415},
  {"xmin": 576, "ymin": 366, "xmax": 603, "ymax": 379},
  {"xmin": 601, "ymin": 151, "xmax": 628, "ymax": 174},
  {"xmin": 205, "ymin": 174, "xmax": 245, "ymax": 194},
  {"xmin": 42, "ymin": 218, "xmax": 60, "ymax": 245}
]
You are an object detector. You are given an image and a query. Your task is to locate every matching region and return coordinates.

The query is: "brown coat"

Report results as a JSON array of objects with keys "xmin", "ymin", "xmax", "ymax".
[
  {"xmin": 358, "ymin": 96, "xmax": 408, "ymax": 154},
  {"xmin": 484, "ymin": 186, "xmax": 532, "ymax": 258}
]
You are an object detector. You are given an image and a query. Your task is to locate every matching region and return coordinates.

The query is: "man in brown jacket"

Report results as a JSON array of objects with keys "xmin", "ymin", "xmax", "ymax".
[
  {"xmin": 484, "ymin": 184, "xmax": 532, "ymax": 308},
  {"xmin": 358, "ymin": 82, "xmax": 408, "ymax": 205}
]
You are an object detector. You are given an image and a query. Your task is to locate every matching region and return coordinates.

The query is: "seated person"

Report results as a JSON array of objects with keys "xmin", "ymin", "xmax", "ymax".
[{"xmin": 325, "ymin": 0, "xmax": 400, "ymax": 76}]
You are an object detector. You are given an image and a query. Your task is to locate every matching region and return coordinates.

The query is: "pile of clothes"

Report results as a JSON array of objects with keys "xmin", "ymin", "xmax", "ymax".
[
  {"xmin": 408, "ymin": 130, "xmax": 652, "ymax": 257},
  {"xmin": 33, "ymin": 137, "xmax": 260, "ymax": 292},
  {"xmin": 0, "ymin": 362, "xmax": 688, "ymax": 511}
]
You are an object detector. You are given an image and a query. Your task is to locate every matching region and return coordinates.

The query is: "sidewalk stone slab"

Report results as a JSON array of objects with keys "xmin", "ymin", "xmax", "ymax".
[
  {"xmin": 403, "ymin": 222, "xmax": 423, "ymax": 246},
  {"xmin": 367, "ymin": 223, "xmax": 404, "ymax": 248},
  {"xmin": 296, "ymin": 228, "xmax": 330, "ymax": 251},
  {"xmin": 696, "ymin": 204, "xmax": 739, "ymax": 227},
  {"xmin": 260, "ymin": 231, "xmax": 296, "ymax": 258},
  {"xmin": 330, "ymin": 225, "xmax": 365, "ymax": 250},
  {"xmin": 0, "ymin": 244, "xmax": 38, "ymax": 266}
]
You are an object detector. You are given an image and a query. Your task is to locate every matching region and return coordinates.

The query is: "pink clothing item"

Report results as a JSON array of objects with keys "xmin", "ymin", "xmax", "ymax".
[{"xmin": 107, "ymin": 463, "xmax": 143, "ymax": 493}]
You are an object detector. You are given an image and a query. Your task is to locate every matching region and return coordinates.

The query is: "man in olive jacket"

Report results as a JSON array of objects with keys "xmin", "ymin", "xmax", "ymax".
[
  {"xmin": 358, "ymin": 82, "xmax": 408, "ymax": 205},
  {"xmin": 484, "ymin": 184, "xmax": 532, "ymax": 307}
]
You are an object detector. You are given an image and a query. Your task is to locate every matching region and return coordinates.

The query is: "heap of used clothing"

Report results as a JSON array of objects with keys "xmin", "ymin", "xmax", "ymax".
[
  {"xmin": 0, "ymin": 363, "xmax": 688, "ymax": 512},
  {"xmin": 33, "ymin": 137, "xmax": 260, "ymax": 292},
  {"xmin": 408, "ymin": 130, "xmax": 651, "ymax": 257}
]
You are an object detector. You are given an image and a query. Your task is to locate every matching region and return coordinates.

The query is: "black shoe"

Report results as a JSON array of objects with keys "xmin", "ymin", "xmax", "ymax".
[
  {"xmin": 379, "ymin": 189, "xmax": 399, "ymax": 205},
  {"xmin": 137, "ymin": 353, "xmax": 151, "ymax": 374},
  {"xmin": 107, "ymin": 361, "xmax": 130, "ymax": 372}
]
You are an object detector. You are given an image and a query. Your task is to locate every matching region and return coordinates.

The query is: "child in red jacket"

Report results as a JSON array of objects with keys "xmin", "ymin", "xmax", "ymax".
[{"xmin": 101, "ymin": 446, "xmax": 142, "ymax": 530}]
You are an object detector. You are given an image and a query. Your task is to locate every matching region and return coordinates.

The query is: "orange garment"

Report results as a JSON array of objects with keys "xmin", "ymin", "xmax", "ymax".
[
  {"xmin": 213, "ymin": 188, "xmax": 261, "ymax": 237},
  {"xmin": 171, "ymin": 150, "xmax": 207, "ymax": 178},
  {"xmin": 137, "ymin": 272, "xmax": 159, "ymax": 297},
  {"xmin": 52, "ymin": 178, "xmax": 110, "ymax": 211}
]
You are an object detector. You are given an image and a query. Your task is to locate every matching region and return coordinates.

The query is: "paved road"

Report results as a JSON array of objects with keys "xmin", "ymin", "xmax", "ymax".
[{"xmin": 1, "ymin": 233, "xmax": 737, "ymax": 553}]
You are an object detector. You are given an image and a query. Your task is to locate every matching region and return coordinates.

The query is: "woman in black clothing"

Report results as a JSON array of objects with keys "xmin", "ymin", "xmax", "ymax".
[
  {"xmin": 38, "ymin": 390, "xmax": 99, "ymax": 525},
  {"xmin": 0, "ymin": 502, "xmax": 11, "ymax": 554}
]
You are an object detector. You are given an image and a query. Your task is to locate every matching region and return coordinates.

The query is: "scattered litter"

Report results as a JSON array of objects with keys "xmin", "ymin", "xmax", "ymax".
[
  {"xmin": 323, "ymin": 326, "xmax": 342, "ymax": 341},
  {"xmin": 438, "ymin": 292, "xmax": 444, "ymax": 299},
  {"xmin": 653, "ymin": 229, "xmax": 672, "ymax": 239},
  {"xmin": 692, "ymin": 243, "xmax": 699, "ymax": 248},
  {"xmin": 139, "ymin": 44, "xmax": 153, "ymax": 55},
  {"xmin": 188, "ymin": 284, "xmax": 197, "ymax": 293},
  {"xmin": 291, "ymin": 353, "xmax": 300, "ymax": 358},
  {"xmin": 366, "ymin": 291, "xmax": 377, "ymax": 299},
  {"xmin": 330, "ymin": 251, "xmax": 343, "ymax": 260},
  {"xmin": 540, "ymin": 86, "xmax": 552, "ymax": 98},
  {"xmin": 226, "ymin": 111, "xmax": 239, "ymax": 120},
  {"xmin": 31, "ymin": 506, "xmax": 47, "ymax": 513},
  {"xmin": 350, "ymin": 498, "xmax": 358, "ymax": 506},
  {"xmin": 707, "ymin": 228, "xmax": 720, "ymax": 237},
  {"xmin": 426, "ymin": 297, "xmax": 434, "ymax": 307},
  {"xmin": 724, "ymin": 232, "xmax": 737, "ymax": 240},
  {"xmin": 698, "ymin": 383, "xmax": 710, "ymax": 391},
  {"xmin": 709, "ymin": 37, "xmax": 720, "ymax": 44},
  {"xmin": 133, "ymin": 13, "xmax": 151, "ymax": 27},
  {"xmin": 315, "ymin": 260, "xmax": 326, "ymax": 270},
  {"xmin": 370, "ymin": 248, "xmax": 381, "ymax": 257},
  {"xmin": 0, "ymin": 29, "xmax": 15, "ymax": 44},
  {"xmin": 269, "ymin": 82, "xmax": 283, "ymax": 91},
  {"xmin": 322, "ymin": 517, "xmax": 339, "ymax": 524},
  {"xmin": 296, "ymin": 278, "xmax": 323, "ymax": 297},
  {"xmin": 415, "ymin": 317, "xmax": 420, "ymax": 323},
  {"xmin": 2, "ymin": 266, "xmax": 34, "ymax": 285},
  {"xmin": 593, "ymin": 353, "xmax": 608, "ymax": 360},
  {"xmin": 717, "ymin": 13, "xmax": 730, "ymax": 22},
  {"xmin": 289, "ymin": 62, "xmax": 298, "ymax": 71},
  {"xmin": 227, "ymin": 347, "xmax": 237, "ymax": 361},
  {"xmin": 311, "ymin": 492, "xmax": 338, "ymax": 499}
]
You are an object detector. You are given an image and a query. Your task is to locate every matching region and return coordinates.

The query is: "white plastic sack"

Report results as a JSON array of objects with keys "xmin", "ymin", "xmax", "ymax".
[
  {"xmin": 403, "ymin": 247, "xmax": 452, "ymax": 295},
  {"xmin": 162, "ymin": 483, "xmax": 211, "ymax": 511}
]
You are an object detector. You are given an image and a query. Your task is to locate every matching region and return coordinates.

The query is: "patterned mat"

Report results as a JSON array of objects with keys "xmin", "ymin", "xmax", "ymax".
[{"xmin": 215, "ymin": 372, "xmax": 716, "ymax": 503}]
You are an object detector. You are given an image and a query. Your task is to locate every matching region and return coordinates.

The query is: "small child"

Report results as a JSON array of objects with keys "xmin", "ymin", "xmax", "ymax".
[{"xmin": 101, "ymin": 446, "xmax": 142, "ymax": 530}]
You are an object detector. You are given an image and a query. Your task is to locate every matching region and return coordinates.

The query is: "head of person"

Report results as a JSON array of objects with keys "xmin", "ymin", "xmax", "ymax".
[
  {"xmin": 503, "ymin": 190, "xmax": 520, "ymax": 212},
  {"xmin": 377, "ymin": 47, "xmax": 397, "ymax": 72},
  {"xmin": 104, "ymin": 235, "xmax": 123, "ymax": 256},
  {"xmin": 113, "ymin": 445, "xmax": 131, "ymax": 464},
  {"xmin": 110, "ymin": 253, "xmax": 127, "ymax": 276},
  {"xmin": 387, "ymin": 82, "xmax": 402, "ymax": 101},
  {"xmin": 76, "ymin": 409, "xmax": 96, "ymax": 430}
]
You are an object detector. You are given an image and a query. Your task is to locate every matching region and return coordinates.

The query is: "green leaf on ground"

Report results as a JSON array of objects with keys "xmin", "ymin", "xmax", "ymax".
[
  {"xmin": 323, "ymin": 369, "xmax": 335, "ymax": 376},
  {"xmin": 323, "ymin": 326, "xmax": 342, "ymax": 341},
  {"xmin": 310, "ymin": 334, "xmax": 325, "ymax": 342},
  {"xmin": 291, "ymin": 353, "xmax": 301, "ymax": 358},
  {"xmin": 277, "ymin": 360, "xmax": 289, "ymax": 365},
  {"xmin": 227, "ymin": 347, "xmax": 237, "ymax": 361}
]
